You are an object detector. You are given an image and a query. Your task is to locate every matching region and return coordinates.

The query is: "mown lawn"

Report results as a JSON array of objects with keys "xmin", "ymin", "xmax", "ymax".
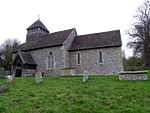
[{"xmin": 0, "ymin": 72, "xmax": 150, "ymax": 113}]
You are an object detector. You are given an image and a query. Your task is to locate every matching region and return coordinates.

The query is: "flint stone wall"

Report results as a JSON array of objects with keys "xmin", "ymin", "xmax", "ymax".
[
  {"xmin": 63, "ymin": 29, "xmax": 77, "ymax": 68},
  {"xmin": 119, "ymin": 71, "xmax": 148, "ymax": 80},
  {"xmin": 28, "ymin": 46, "xmax": 64, "ymax": 76},
  {"xmin": 25, "ymin": 45, "xmax": 123, "ymax": 76},
  {"xmin": 70, "ymin": 47, "xmax": 123, "ymax": 75}
]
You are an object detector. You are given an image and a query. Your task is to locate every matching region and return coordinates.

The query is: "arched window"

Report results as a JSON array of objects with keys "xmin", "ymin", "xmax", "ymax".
[{"xmin": 48, "ymin": 52, "xmax": 54, "ymax": 69}]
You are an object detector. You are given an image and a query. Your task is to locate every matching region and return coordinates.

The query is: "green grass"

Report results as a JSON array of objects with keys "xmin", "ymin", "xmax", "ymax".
[
  {"xmin": 145, "ymin": 70, "xmax": 150, "ymax": 74},
  {"xmin": 0, "ymin": 74, "xmax": 150, "ymax": 113}
]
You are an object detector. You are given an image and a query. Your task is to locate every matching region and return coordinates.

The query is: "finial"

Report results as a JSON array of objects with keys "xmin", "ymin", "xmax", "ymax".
[{"xmin": 38, "ymin": 15, "xmax": 40, "ymax": 20}]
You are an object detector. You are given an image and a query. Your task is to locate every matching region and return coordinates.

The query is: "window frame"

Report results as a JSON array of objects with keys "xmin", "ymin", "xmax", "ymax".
[
  {"xmin": 99, "ymin": 51, "xmax": 103, "ymax": 64},
  {"xmin": 47, "ymin": 52, "xmax": 54, "ymax": 70},
  {"xmin": 77, "ymin": 53, "xmax": 81, "ymax": 65}
]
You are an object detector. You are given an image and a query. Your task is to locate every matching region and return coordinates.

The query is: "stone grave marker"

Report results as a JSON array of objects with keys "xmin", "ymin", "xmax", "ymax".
[
  {"xmin": 0, "ymin": 85, "xmax": 8, "ymax": 93},
  {"xmin": 6, "ymin": 75, "xmax": 13, "ymax": 83},
  {"xmin": 35, "ymin": 72, "xmax": 43, "ymax": 83},
  {"xmin": 83, "ymin": 70, "xmax": 89, "ymax": 83}
]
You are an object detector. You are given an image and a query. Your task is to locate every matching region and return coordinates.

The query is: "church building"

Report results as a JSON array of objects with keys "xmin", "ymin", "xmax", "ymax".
[{"xmin": 12, "ymin": 19, "xmax": 123, "ymax": 77}]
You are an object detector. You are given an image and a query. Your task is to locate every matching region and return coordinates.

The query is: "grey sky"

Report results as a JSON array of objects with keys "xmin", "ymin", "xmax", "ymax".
[{"xmin": 0, "ymin": 0, "xmax": 145, "ymax": 57}]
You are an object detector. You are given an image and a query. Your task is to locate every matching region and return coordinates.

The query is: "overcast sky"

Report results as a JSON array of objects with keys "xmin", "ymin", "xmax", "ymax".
[{"xmin": 0, "ymin": 0, "xmax": 145, "ymax": 57}]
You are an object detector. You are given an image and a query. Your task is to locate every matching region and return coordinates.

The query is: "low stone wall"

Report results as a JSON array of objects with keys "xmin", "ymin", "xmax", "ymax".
[
  {"xmin": 119, "ymin": 71, "xmax": 148, "ymax": 81},
  {"xmin": 23, "ymin": 69, "xmax": 36, "ymax": 77}
]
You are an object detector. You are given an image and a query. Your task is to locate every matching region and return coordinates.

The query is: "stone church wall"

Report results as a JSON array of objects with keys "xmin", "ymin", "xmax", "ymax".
[
  {"xmin": 70, "ymin": 47, "xmax": 123, "ymax": 75},
  {"xmin": 26, "ymin": 46, "xmax": 123, "ymax": 76},
  {"xmin": 62, "ymin": 29, "xmax": 77, "ymax": 68},
  {"xmin": 28, "ymin": 46, "xmax": 64, "ymax": 76},
  {"xmin": 63, "ymin": 29, "xmax": 77, "ymax": 50}
]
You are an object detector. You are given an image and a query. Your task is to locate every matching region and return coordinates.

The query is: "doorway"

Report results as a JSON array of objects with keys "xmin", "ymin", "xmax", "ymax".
[{"xmin": 15, "ymin": 63, "xmax": 22, "ymax": 77}]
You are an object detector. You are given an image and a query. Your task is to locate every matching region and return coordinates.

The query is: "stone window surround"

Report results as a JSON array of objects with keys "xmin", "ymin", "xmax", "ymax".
[{"xmin": 46, "ymin": 52, "xmax": 55, "ymax": 70}]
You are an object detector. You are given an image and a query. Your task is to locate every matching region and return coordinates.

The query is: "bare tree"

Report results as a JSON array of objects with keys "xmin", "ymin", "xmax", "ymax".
[
  {"xmin": 0, "ymin": 39, "xmax": 20, "ymax": 70},
  {"xmin": 127, "ymin": 0, "xmax": 150, "ymax": 67}
]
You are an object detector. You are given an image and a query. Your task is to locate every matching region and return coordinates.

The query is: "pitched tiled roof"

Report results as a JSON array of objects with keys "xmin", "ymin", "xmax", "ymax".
[
  {"xmin": 18, "ymin": 28, "xmax": 74, "ymax": 51},
  {"xmin": 17, "ymin": 29, "xmax": 122, "ymax": 52},
  {"xmin": 19, "ymin": 52, "xmax": 36, "ymax": 65},
  {"xmin": 27, "ymin": 20, "xmax": 49, "ymax": 32},
  {"xmin": 68, "ymin": 30, "xmax": 122, "ymax": 51},
  {"xmin": 12, "ymin": 51, "xmax": 36, "ymax": 65}
]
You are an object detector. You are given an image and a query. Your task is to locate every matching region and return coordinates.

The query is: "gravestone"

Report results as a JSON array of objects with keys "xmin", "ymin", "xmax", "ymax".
[
  {"xmin": 6, "ymin": 75, "xmax": 13, "ymax": 83},
  {"xmin": 35, "ymin": 72, "xmax": 43, "ymax": 83},
  {"xmin": 83, "ymin": 70, "xmax": 89, "ymax": 83},
  {"xmin": 0, "ymin": 67, "xmax": 5, "ymax": 77},
  {"xmin": 0, "ymin": 85, "xmax": 8, "ymax": 93}
]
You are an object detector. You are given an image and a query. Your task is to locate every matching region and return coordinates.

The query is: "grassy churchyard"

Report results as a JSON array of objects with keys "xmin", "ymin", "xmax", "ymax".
[{"xmin": 0, "ymin": 71, "xmax": 150, "ymax": 113}]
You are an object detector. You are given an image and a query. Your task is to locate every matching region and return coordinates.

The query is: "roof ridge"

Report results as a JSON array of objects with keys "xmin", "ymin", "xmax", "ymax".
[
  {"xmin": 77, "ymin": 29, "xmax": 120, "ymax": 37},
  {"xmin": 48, "ymin": 28, "xmax": 75, "ymax": 35}
]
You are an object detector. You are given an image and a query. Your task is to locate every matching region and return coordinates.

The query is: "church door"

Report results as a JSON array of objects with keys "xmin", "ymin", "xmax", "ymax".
[{"xmin": 15, "ymin": 63, "xmax": 22, "ymax": 77}]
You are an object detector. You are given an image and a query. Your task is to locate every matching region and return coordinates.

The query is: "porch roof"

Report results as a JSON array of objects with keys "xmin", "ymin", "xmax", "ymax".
[{"xmin": 12, "ymin": 51, "xmax": 36, "ymax": 65}]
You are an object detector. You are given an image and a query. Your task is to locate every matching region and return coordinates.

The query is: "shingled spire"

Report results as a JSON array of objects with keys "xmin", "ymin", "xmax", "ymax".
[{"xmin": 26, "ymin": 19, "xmax": 49, "ymax": 42}]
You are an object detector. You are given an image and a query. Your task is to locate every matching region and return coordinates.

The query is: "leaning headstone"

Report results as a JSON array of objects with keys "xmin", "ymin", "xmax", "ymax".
[
  {"xmin": 35, "ymin": 72, "xmax": 43, "ymax": 83},
  {"xmin": 83, "ymin": 70, "xmax": 89, "ymax": 83},
  {"xmin": 0, "ymin": 67, "xmax": 5, "ymax": 77},
  {"xmin": 0, "ymin": 85, "xmax": 8, "ymax": 93},
  {"xmin": 6, "ymin": 75, "xmax": 13, "ymax": 83}
]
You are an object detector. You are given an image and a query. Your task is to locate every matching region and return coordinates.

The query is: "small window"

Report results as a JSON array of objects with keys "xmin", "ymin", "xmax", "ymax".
[
  {"xmin": 99, "ymin": 51, "xmax": 102, "ymax": 63},
  {"xmin": 77, "ymin": 53, "xmax": 80, "ymax": 64},
  {"xmin": 48, "ymin": 52, "xmax": 54, "ymax": 69}
]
